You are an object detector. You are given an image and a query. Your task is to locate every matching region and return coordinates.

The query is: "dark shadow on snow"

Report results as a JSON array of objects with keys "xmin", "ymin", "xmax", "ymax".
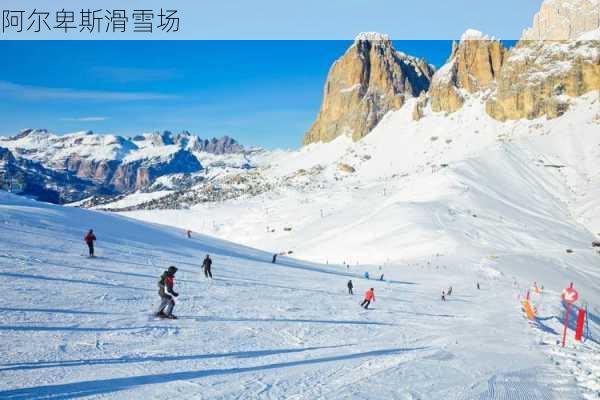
[
  {"xmin": 0, "ymin": 325, "xmax": 170, "ymax": 333},
  {"xmin": 0, "ymin": 344, "xmax": 353, "ymax": 372},
  {"xmin": 0, "ymin": 307, "xmax": 113, "ymax": 316},
  {"xmin": 0, "ymin": 347, "xmax": 426, "ymax": 399},
  {"xmin": 531, "ymin": 318, "xmax": 559, "ymax": 335},
  {"xmin": 179, "ymin": 316, "xmax": 397, "ymax": 326},
  {"xmin": 0, "ymin": 272, "xmax": 149, "ymax": 292},
  {"xmin": 403, "ymin": 311, "xmax": 458, "ymax": 318}
]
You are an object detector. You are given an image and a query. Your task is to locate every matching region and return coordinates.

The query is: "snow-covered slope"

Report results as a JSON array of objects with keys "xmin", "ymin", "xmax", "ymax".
[
  {"xmin": 123, "ymin": 94, "xmax": 600, "ymax": 268},
  {"xmin": 1, "ymin": 192, "xmax": 599, "ymax": 399}
]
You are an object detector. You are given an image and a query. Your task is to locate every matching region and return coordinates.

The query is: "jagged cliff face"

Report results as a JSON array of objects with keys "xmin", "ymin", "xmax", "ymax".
[
  {"xmin": 521, "ymin": 0, "xmax": 599, "ymax": 40},
  {"xmin": 486, "ymin": 39, "xmax": 599, "ymax": 120},
  {"xmin": 0, "ymin": 146, "xmax": 108, "ymax": 203},
  {"xmin": 429, "ymin": 30, "xmax": 507, "ymax": 113},
  {"xmin": 305, "ymin": 0, "xmax": 597, "ymax": 140},
  {"xmin": 486, "ymin": 0, "xmax": 600, "ymax": 121},
  {"xmin": 303, "ymin": 33, "xmax": 434, "ymax": 145},
  {"xmin": 110, "ymin": 149, "xmax": 202, "ymax": 192},
  {"xmin": 425, "ymin": 0, "xmax": 599, "ymax": 121}
]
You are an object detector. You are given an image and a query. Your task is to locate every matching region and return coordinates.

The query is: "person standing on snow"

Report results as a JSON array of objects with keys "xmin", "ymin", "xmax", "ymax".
[
  {"xmin": 156, "ymin": 266, "xmax": 179, "ymax": 319},
  {"xmin": 441, "ymin": 290, "xmax": 446, "ymax": 301},
  {"xmin": 272, "ymin": 253, "xmax": 277, "ymax": 264},
  {"xmin": 347, "ymin": 280, "xmax": 354, "ymax": 295},
  {"xmin": 447, "ymin": 286, "xmax": 453, "ymax": 296},
  {"xmin": 360, "ymin": 288, "xmax": 375, "ymax": 309},
  {"xmin": 84, "ymin": 229, "xmax": 96, "ymax": 257},
  {"xmin": 202, "ymin": 254, "xmax": 213, "ymax": 279}
]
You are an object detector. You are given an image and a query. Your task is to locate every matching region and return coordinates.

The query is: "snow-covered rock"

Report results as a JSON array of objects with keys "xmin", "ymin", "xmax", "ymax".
[{"xmin": 429, "ymin": 29, "xmax": 507, "ymax": 113}]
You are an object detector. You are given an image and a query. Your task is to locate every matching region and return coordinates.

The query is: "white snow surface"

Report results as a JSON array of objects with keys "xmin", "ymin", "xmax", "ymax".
[
  {"xmin": 1, "ymin": 190, "xmax": 599, "ymax": 399},
  {"xmin": 0, "ymin": 130, "xmax": 238, "ymax": 169},
  {"xmin": 354, "ymin": 32, "xmax": 390, "ymax": 42},
  {"xmin": 2, "ymin": 93, "xmax": 599, "ymax": 398},
  {"xmin": 579, "ymin": 27, "xmax": 600, "ymax": 39},
  {"xmin": 124, "ymin": 94, "xmax": 600, "ymax": 265},
  {"xmin": 460, "ymin": 29, "xmax": 492, "ymax": 41},
  {"xmin": 122, "ymin": 144, "xmax": 181, "ymax": 164}
]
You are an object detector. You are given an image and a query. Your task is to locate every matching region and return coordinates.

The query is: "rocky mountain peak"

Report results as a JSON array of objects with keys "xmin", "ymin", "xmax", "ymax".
[
  {"xmin": 303, "ymin": 33, "xmax": 434, "ymax": 145},
  {"xmin": 486, "ymin": 0, "xmax": 600, "ymax": 121},
  {"xmin": 6, "ymin": 128, "xmax": 48, "ymax": 141},
  {"xmin": 428, "ymin": 29, "xmax": 507, "ymax": 113},
  {"xmin": 354, "ymin": 32, "xmax": 390, "ymax": 42},
  {"xmin": 521, "ymin": 0, "xmax": 599, "ymax": 40}
]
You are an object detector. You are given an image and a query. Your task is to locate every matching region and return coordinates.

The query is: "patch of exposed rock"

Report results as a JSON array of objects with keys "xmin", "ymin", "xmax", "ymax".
[
  {"xmin": 303, "ymin": 32, "xmax": 434, "ymax": 145},
  {"xmin": 429, "ymin": 29, "xmax": 507, "ymax": 113},
  {"xmin": 521, "ymin": 0, "xmax": 599, "ymax": 40},
  {"xmin": 486, "ymin": 39, "xmax": 600, "ymax": 120},
  {"xmin": 337, "ymin": 163, "xmax": 356, "ymax": 173}
]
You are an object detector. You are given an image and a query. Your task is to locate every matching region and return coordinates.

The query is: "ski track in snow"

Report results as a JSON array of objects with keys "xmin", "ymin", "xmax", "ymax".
[{"xmin": 0, "ymin": 192, "xmax": 598, "ymax": 399}]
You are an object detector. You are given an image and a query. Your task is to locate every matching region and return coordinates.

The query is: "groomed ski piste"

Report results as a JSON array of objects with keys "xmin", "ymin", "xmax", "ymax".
[
  {"xmin": 1, "ymin": 95, "xmax": 600, "ymax": 399},
  {"xmin": 1, "ymin": 172, "xmax": 600, "ymax": 399}
]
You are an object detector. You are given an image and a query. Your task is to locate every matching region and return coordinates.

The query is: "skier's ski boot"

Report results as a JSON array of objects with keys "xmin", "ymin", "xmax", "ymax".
[
  {"xmin": 155, "ymin": 311, "xmax": 168, "ymax": 318},
  {"xmin": 166, "ymin": 314, "xmax": 178, "ymax": 320}
]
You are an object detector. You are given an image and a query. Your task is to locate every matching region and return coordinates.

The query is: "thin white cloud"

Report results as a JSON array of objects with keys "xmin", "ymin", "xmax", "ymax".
[
  {"xmin": 60, "ymin": 116, "xmax": 110, "ymax": 122},
  {"xmin": 0, "ymin": 81, "xmax": 179, "ymax": 101},
  {"xmin": 93, "ymin": 67, "xmax": 178, "ymax": 83}
]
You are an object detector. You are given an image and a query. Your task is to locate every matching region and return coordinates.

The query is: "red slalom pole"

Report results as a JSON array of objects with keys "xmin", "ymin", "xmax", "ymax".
[
  {"xmin": 575, "ymin": 308, "xmax": 586, "ymax": 341},
  {"xmin": 562, "ymin": 303, "xmax": 571, "ymax": 347}
]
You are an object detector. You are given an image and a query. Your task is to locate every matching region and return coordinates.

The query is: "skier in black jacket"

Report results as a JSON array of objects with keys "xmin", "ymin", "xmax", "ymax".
[
  {"xmin": 156, "ymin": 266, "xmax": 179, "ymax": 319},
  {"xmin": 202, "ymin": 255, "xmax": 213, "ymax": 279},
  {"xmin": 347, "ymin": 280, "xmax": 354, "ymax": 295}
]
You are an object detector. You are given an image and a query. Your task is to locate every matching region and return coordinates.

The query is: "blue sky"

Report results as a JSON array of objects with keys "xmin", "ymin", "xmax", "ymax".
[{"xmin": 0, "ymin": 40, "xmax": 512, "ymax": 149}]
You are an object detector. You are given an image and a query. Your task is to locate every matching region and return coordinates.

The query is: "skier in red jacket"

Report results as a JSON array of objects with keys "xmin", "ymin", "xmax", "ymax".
[
  {"xmin": 84, "ymin": 229, "xmax": 96, "ymax": 257},
  {"xmin": 361, "ymin": 288, "xmax": 375, "ymax": 309}
]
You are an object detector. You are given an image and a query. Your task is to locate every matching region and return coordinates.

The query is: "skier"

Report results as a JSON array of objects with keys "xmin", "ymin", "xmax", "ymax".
[
  {"xmin": 441, "ymin": 290, "xmax": 446, "ymax": 301},
  {"xmin": 202, "ymin": 254, "xmax": 213, "ymax": 279},
  {"xmin": 186, "ymin": 230, "xmax": 192, "ymax": 239},
  {"xmin": 379, "ymin": 274, "xmax": 385, "ymax": 281},
  {"xmin": 84, "ymin": 229, "xmax": 96, "ymax": 257},
  {"xmin": 476, "ymin": 282, "xmax": 480, "ymax": 290},
  {"xmin": 156, "ymin": 266, "xmax": 179, "ymax": 319},
  {"xmin": 447, "ymin": 286, "xmax": 453, "ymax": 296},
  {"xmin": 360, "ymin": 288, "xmax": 375, "ymax": 309},
  {"xmin": 272, "ymin": 253, "xmax": 277, "ymax": 264},
  {"xmin": 364, "ymin": 271, "xmax": 370, "ymax": 280},
  {"xmin": 347, "ymin": 280, "xmax": 354, "ymax": 295}
]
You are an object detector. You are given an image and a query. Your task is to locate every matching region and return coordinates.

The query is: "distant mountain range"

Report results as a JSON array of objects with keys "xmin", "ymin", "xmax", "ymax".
[
  {"xmin": 1, "ymin": 0, "xmax": 598, "ymax": 209},
  {"xmin": 0, "ymin": 129, "xmax": 248, "ymax": 203}
]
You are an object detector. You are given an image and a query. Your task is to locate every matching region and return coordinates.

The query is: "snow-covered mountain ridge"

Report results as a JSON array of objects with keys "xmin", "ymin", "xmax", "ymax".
[
  {"xmin": 120, "ymin": 93, "xmax": 600, "ymax": 266},
  {"xmin": 0, "ymin": 129, "xmax": 249, "ymax": 202}
]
